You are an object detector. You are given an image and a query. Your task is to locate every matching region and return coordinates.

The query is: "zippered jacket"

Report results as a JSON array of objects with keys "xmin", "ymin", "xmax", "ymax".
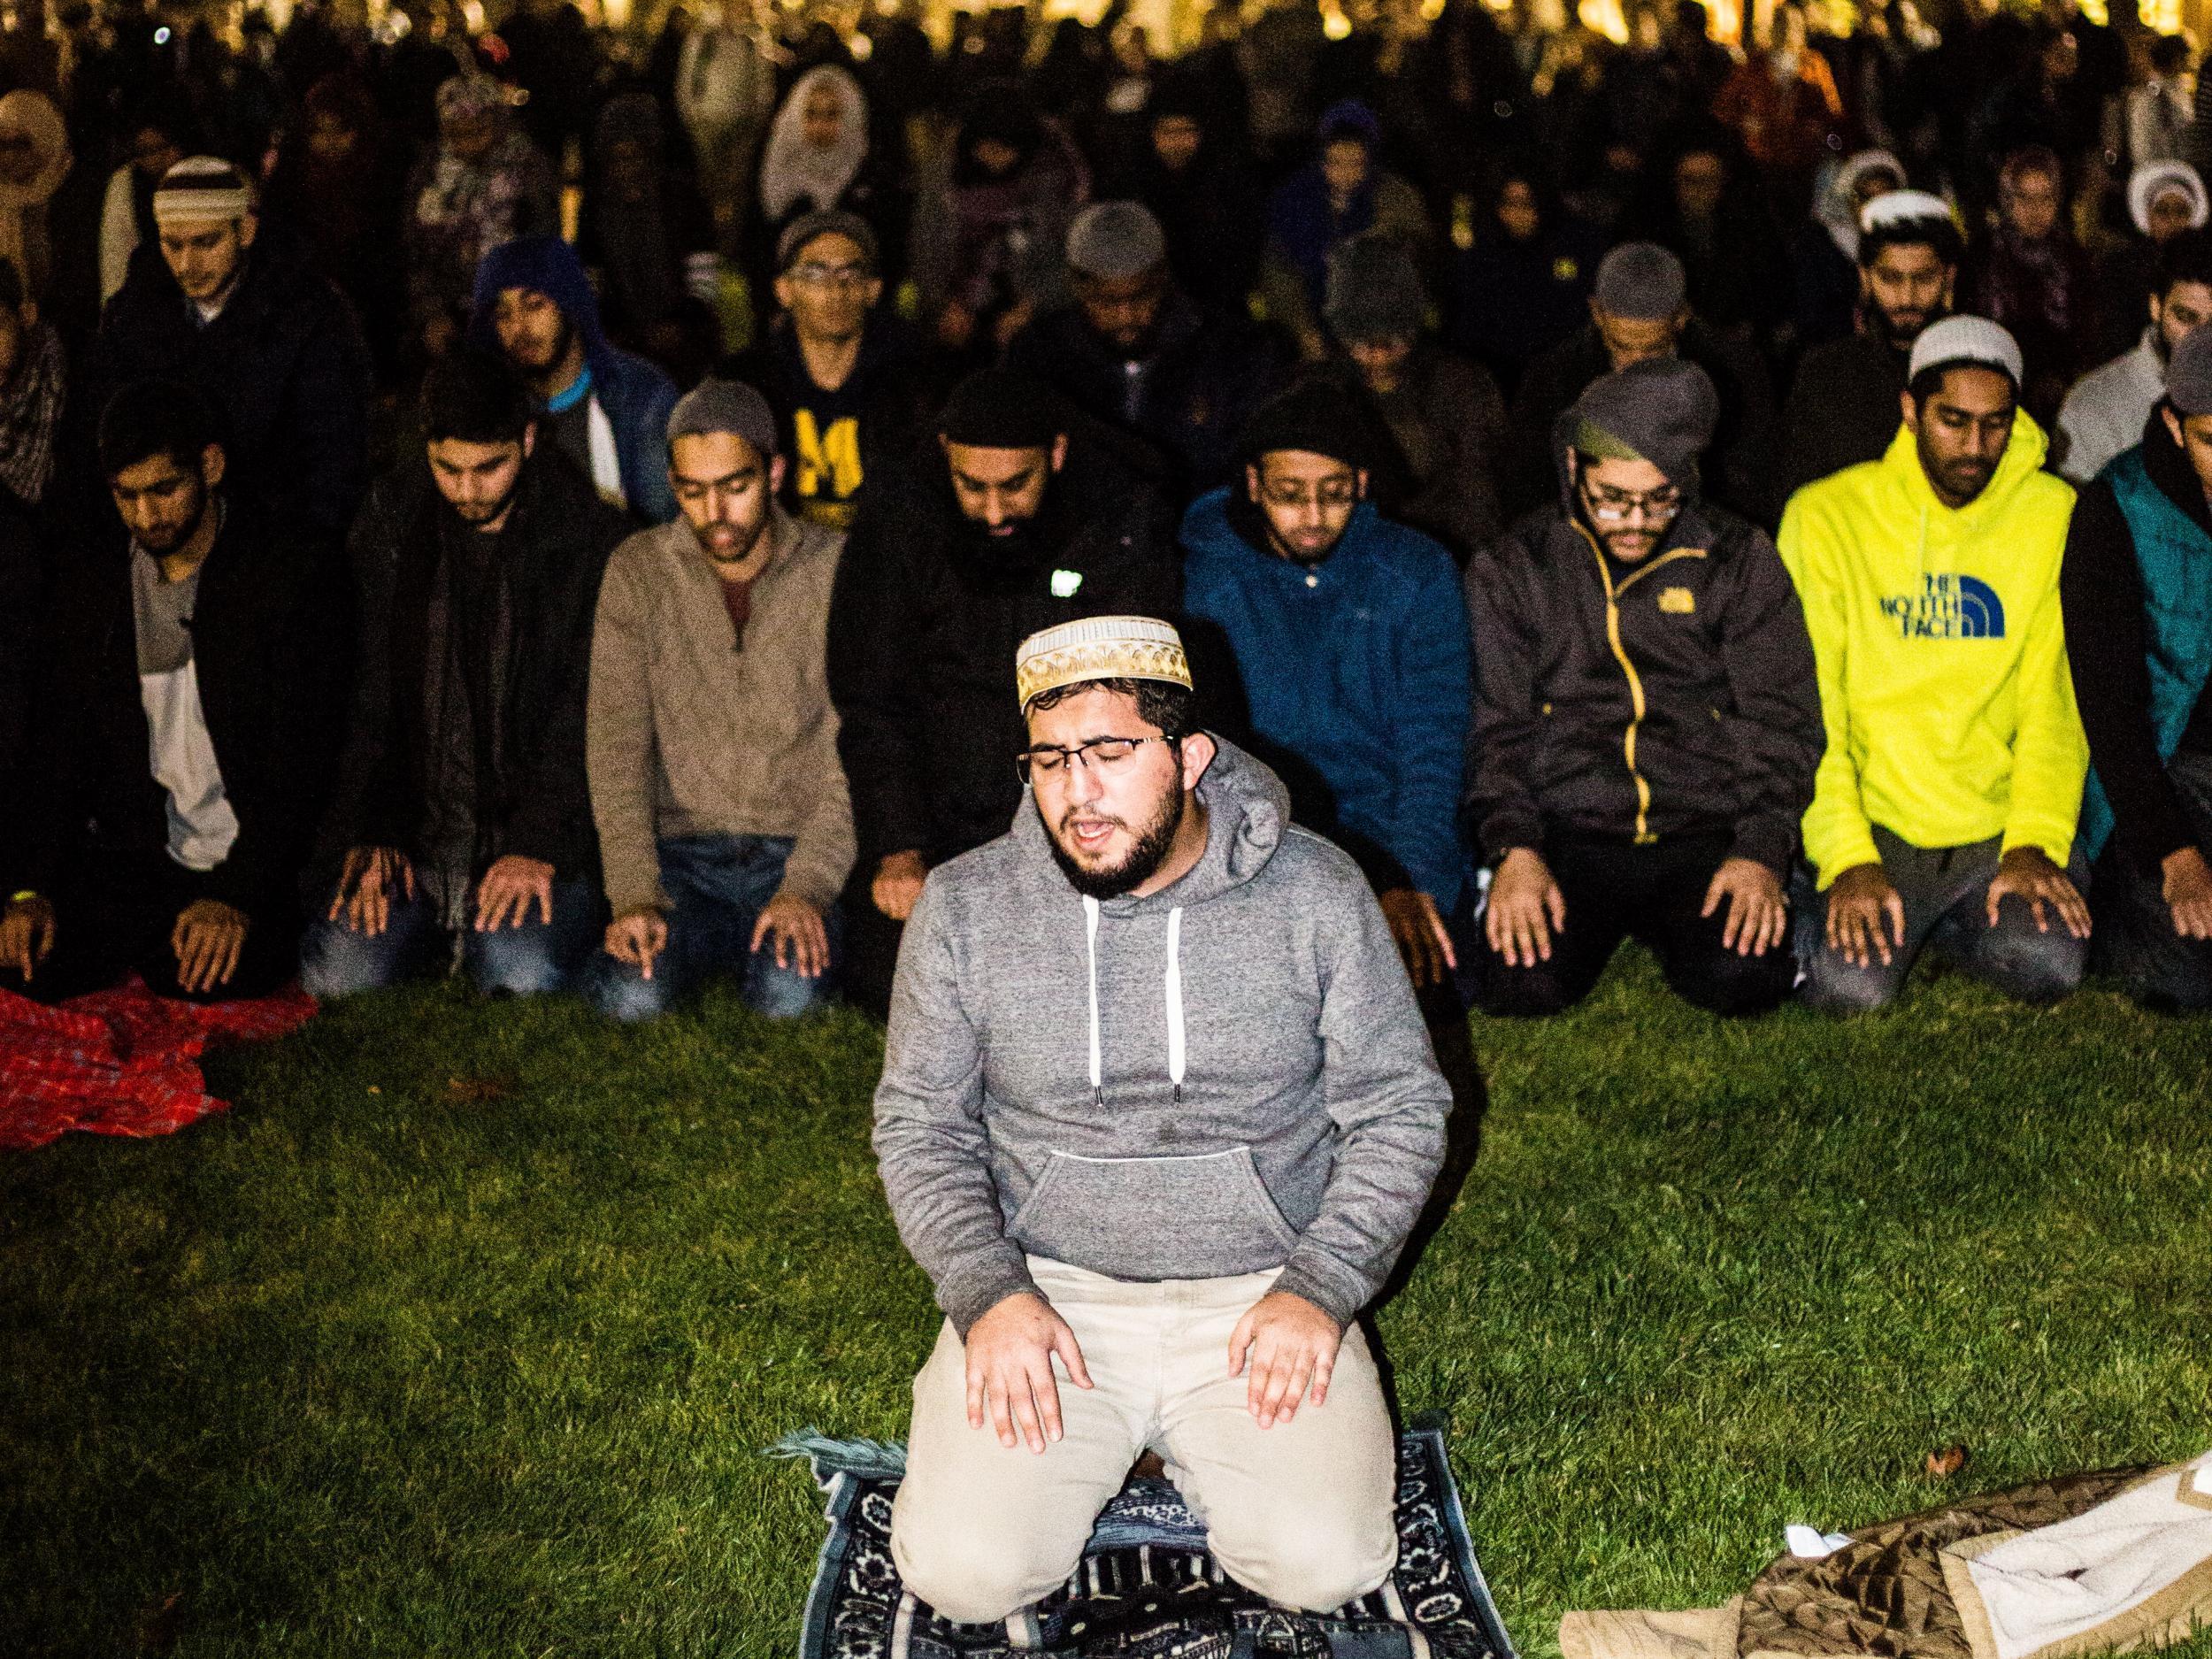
[
  {"xmin": 1463, "ymin": 497, "xmax": 1823, "ymax": 873},
  {"xmin": 1778, "ymin": 413, "xmax": 2086, "ymax": 887},
  {"xmin": 1181, "ymin": 489, "xmax": 1471, "ymax": 908}
]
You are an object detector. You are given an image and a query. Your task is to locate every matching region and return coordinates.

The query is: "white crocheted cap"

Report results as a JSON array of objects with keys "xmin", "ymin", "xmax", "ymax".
[
  {"xmin": 1908, "ymin": 315, "xmax": 2024, "ymax": 388},
  {"xmin": 1858, "ymin": 188, "xmax": 1954, "ymax": 236},
  {"xmin": 1015, "ymin": 615, "xmax": 1191, "ymax": 710}
]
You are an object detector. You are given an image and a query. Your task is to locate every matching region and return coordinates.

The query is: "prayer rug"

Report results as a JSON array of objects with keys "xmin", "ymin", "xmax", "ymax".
[
  {"xmin": 779, "ymin": 1423, "xmax": 1514, "ymax": 1658},
  {"xmin": 0, "ymin": 979, "xmax": 316, "ymax": 1150}
]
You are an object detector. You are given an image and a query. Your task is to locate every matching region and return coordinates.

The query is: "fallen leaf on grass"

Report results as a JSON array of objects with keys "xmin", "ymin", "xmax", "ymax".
[
  {"xmin": 446, "ymin": 1075, "xmax": 516, "ymax": 1102},
  {"xmin": 1926, "ymin": 1445, "xmax": 1970, "ymax": 1479},
  {"xmin": 136, "ymin": 1592, "xmax": 184, "ymax": 1654}
]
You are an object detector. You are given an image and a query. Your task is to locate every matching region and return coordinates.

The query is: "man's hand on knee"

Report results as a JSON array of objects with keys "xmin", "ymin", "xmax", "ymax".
[
  {"xmin": 1986, "ymin": 847, "xmax": 2089, "ymax": 939},
  {"xmin": 1228, "ymin": 1290, "xmax": 1343, "ymax": 1430},
  {"xmin": 964, "ymin": 1291, "xmax": 1093, "ymax": 1454}
]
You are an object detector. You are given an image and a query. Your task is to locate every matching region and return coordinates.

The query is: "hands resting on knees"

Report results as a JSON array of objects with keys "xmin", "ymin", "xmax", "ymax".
[{"xmin": 962, "ymin": 1286, "xmax": 1345, "ymax": 1454}]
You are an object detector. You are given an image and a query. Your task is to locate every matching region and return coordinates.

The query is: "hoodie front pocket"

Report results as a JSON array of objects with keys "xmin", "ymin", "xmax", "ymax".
[{"xmin": 1008, "ymin": 1147, "xmax": 1301, "ymax": 1279}]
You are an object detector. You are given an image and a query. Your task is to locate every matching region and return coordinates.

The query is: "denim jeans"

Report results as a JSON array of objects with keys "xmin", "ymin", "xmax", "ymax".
[
  {"xmin": 1793, "ymin": 826, "xmax": 2088, "ymax": 1013},
  {"xmin": 298, "ymin": 874, "xmax": 603, "ymax": 998},
  {"xmin": 586, "ymin": 833, "xmax": 840, "ymax": 1022}
]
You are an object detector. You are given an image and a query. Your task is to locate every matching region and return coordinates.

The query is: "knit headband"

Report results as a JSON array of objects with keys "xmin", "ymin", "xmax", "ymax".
[{"xmin": 152, "ymin": 157, "xmax": 252, "ymax": 226}]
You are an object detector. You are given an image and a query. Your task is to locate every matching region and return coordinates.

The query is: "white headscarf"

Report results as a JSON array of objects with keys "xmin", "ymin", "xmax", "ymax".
[
  {"xmin": 0, "ymin": 90, "xmax": 70, "ymax": 293},
  {"xmin": 1818, "ymin": 148, "xmax": 1905, "ymax": 260},
  {"xmin": 758, "ymin": 65, "xmax": 869, "ymax": 225},
  {"xmin": 2128, "ymin": 159, "xmax": 2209, "ymax": 237}
]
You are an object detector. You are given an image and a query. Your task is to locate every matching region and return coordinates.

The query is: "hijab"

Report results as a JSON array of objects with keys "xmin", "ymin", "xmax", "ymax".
[
  {"xmin": 758, "ymin": 65, "xmax": 868, "ymax": 224},
  {"xmin": 0, "ymin": 90, "xmax": 69, "ymax": 296}
]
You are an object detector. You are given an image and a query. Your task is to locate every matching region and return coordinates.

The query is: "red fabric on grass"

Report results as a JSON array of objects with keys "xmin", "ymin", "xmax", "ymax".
[{"xmin": 0, "ymin": 979, "xmax": 315, "ymax": 1150}]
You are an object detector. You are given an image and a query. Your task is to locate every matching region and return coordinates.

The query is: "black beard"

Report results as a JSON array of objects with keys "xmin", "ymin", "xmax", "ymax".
[
  {"xmin": 1043, "ymin": 787, "xmax": 1185, "ymax": 900},
  {"xmin": 452, "ymin": 473, "xmax": 523, "ymax": 530},
  {"xmin": 1877, "ymin": 303, "xmax": 1941, "ymax": 350}
]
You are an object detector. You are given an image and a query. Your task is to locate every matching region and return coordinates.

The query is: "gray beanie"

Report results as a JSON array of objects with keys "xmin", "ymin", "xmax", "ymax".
[
  {"xmin": 2167, "ymin": 326, "xmax": 2212, "ymax": 417},
  {"xmin": 1065, "ymin": 201, "xmax": 1167, "ymax": 280},
  {"xmin": 1557, "ymin": 357, "xmax": 1719, "ymax": 493},
  {"xmin": 1324, "ymin": 234, "xmax": 1428, "ymax": 342},
  {"xmin": 666, "ymin": 377, "xmax": 780, "ymax": 459},
  {"xmin": 1594, "ymin": 242, "xmax": 1688, "ymax": 322}
]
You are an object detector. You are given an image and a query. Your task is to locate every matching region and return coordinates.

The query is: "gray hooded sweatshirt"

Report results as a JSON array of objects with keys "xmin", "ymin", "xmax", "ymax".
[{"xmin": 872, "ymin": 739, "xmax": 1450, "ymax": 1337}]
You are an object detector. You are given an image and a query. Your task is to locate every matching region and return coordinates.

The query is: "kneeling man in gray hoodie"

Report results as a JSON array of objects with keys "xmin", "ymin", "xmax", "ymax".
[{"xmin": 872, "ymin": 614, "xmax": 1451, "ymax": 1624}]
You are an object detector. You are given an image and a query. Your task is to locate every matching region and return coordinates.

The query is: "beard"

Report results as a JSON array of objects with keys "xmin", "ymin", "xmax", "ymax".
[
  {"xmin": 516, "ymin": 314, "xmax": 576, "ymax": 377},
  {"xmin": 451, "ymin": 474, "xmax": 523, "ymax": 528},
  {"xmin": 1043, "ymin": 785, "xmax": 1186, "ymax": 900},
  {"xmin": 137, "ymin": 489, "xmax": 211, "ymax": 556},
  {"xmin": 1924, "ymin": 447, "xmax": 1997, "ymax": 503},
  {"xmin": 1876, "ymin": 301, "xmax": 1940, "ymax": 350}
]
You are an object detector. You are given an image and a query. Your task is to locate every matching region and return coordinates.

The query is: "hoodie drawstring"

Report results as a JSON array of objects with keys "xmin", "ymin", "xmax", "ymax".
[
  {"xmin": 1165, "ymin": 907, "xmax": 1185, "ymax": 1104},
  {"xmin": 1080, "ymin": 897, "xmax": 1188, "ymax": 1107},
  {"xmin": 1083, "ymin": 896, "xmax": 1103, "ymax": 1108}
]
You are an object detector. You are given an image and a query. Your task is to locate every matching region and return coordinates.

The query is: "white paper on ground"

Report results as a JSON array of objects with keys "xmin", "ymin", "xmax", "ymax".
[{"xmin": 1786, "ymin": 1525, "xmax": 1856, "ymax": 1559}]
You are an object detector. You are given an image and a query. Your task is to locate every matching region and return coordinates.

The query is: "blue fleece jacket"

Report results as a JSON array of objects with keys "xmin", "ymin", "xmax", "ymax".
[
  {"xmin": 1179, "ymin": 488, "xmax": 1472, "ymax": 907},
  {"xmin": 471, "ymin": 235, "xmax": 680, "ymax": 524}
]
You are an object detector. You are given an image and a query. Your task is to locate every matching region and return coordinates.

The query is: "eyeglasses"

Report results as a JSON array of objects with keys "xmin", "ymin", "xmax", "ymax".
[
  {"xmin": 1578, "ymin": 474, "xmax": 1682, "ymax": 524},
  {"xmin": 788, "ymin": 262, "xmax": 872, "ymax": 289},
  {"xmin": 1261, "ymin": 477, "xmax": 1359, "ymax": 510},
  {"xmin": 1016, "ymin": 734, "xmax": 1173, "ymax": 782}
]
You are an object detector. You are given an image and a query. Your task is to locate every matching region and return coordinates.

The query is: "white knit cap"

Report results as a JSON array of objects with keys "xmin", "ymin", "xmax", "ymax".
[
  {"xmin": 1016, "ymin": 615, "xmax": 1191, "ymax": 709},
  {"xmin": 151, "ymin": 156, "xmax": 253, "ymax": 226},
  {"xmin": 1859, "ymin": 188, "xmax": 1954, "ymax": 236},
  {"xmin": 2128, "ymin": 160, "xmax": 2208, "ymax": 236},
  {"xmin": 1908, "ymin": 315, "xmax": 2024, "ymax": 388}
]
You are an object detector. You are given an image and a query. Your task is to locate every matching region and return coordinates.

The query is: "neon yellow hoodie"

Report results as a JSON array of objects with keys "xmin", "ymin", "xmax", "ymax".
[{"xmin": 1777, "ymin": 412, "xmax": 2086, "ymax": 888}]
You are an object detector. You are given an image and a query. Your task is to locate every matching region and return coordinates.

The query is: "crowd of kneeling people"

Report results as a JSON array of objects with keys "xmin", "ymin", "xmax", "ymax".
[{"xmin": 6, "ymin": 173, "xmax": 2212, "ymax": 1030}]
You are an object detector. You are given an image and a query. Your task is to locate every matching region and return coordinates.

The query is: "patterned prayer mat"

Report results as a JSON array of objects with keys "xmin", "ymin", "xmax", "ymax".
[{"xmin": 779, "ymin": 1424, "xmax": 1514, "ymax": 1658}]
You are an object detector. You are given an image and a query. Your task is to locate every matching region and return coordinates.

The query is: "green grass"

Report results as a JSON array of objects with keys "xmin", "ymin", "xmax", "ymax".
[{"xmin": 4, "ymin": 952, "xmax": 2210, "ymax": 1657}]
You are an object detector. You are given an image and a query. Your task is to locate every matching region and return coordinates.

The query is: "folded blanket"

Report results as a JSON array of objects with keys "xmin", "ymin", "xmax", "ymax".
[{"xmin": 1564, "ymin": 1455, "xmax": 2212, "ymax": 1659}]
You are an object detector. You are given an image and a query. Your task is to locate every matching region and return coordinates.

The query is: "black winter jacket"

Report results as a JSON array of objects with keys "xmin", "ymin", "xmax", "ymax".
[
  {"xmin": 321, "ymin": 449, "xmax": 627, "ymax": 885},
  {"xmin": 1464, "ymin": 497, "xmax": 1824, "ymax": 873},
  {"xmin": 1005, "ymin": 293, "xmax": 1293, "ymax": 496},
  {"xmin": 86, "ymin": 226, "xmax": 374, "ymax": 551},
  {"xmin": 6, "ymin": 501, "xmax": 348, "ymax": 914},
  {"xmin": 827, "ymin": 428, "xmax": 1184, "ymax": 866},
  {"xmin": 1781, "ymin": 329, "xmax": 1909, "ymax": 502}
]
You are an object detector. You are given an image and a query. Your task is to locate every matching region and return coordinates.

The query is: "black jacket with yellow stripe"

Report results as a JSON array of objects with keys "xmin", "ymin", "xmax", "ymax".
[{"xmin": 1463, "ymin": 498, "xmax": 1824, "ymax": 874}]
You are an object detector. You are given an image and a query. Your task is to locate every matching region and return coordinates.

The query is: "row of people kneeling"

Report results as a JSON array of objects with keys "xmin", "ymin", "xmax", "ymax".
[{"xmin": 6, "ymin": 310, "xmax": 2208, "ymax": 1022}]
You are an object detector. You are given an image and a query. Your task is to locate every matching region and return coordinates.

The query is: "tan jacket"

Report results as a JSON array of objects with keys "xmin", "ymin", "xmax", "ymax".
[{"xmin": 587, "ymin": 509, "xmax": 856, "ymax": 916}]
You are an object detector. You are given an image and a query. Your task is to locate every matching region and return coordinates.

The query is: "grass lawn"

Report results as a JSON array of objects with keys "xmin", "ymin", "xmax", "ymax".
[{"xmin": 4, "ymin": 950, "xmax": 2209, "ymax": 1657}]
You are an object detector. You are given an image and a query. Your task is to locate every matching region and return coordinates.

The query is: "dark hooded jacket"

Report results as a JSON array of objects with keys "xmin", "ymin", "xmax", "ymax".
[
  {"xmin": 87, "ymin": 223, "xmax": 373, "ymax": 552},
  {"xmin": 319, "ymin": 449, "xmax": 629, "ymax": 887},
  {"xmin": 1464, "ymin": 359, "xmax": 1824, "ymax": 872},
  {"xmin": 826, "ymin": 422, "xmax": 1183, "ymax": 867},
  {"xmin": 469, "ymin": 235, "xmax": 681, "ymax": 525}
]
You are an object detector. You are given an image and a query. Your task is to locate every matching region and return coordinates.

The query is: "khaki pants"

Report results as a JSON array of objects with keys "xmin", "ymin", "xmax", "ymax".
[{"xmin": 890, "ymin": 1257, "xmax": 1398, "ymax": 1625}]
